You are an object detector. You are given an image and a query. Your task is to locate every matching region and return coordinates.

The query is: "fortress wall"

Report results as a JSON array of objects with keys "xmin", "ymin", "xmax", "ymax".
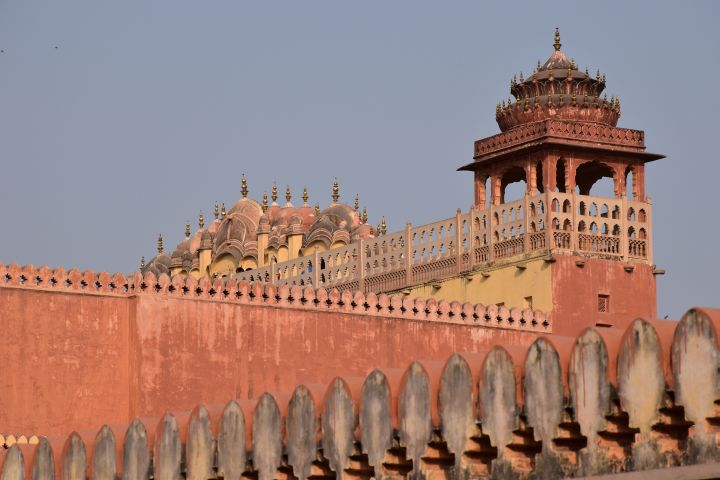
[
  {"xmin": 0, "ymin": 264, "xmax": 550, "ymax": 437},
  {"xmin": 2, "ymin": 308, "xmax": 718, "ymax": 479}
]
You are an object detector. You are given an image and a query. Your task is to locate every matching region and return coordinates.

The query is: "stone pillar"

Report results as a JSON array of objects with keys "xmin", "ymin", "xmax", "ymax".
[
  {"xmin": 474, "ymin": 171, "xmax": 486, "ymax": 209},
  {"xmin": 257, "ymin": 232, "xmax": 269, "ymax": 267}
]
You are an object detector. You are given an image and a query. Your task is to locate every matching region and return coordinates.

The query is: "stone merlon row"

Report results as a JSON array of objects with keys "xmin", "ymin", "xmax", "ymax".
[
  {"xmin": 2, "ymin": 308, "xmax": 719, "ymax": 479},
  {"xmin": 0, "ymin": 262, "xmax": 550, "ymax": 332}
]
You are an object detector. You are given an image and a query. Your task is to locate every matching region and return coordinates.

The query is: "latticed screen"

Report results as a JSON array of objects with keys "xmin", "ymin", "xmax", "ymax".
[{"xmin": 598, "ymin": 294, "xmax": 610, "ymax": 313}]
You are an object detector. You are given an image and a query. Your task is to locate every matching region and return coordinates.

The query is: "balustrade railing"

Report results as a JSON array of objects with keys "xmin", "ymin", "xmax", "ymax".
[{"xmin": 236, "ymin": 192, "xmax": 652, "ymax": 293}]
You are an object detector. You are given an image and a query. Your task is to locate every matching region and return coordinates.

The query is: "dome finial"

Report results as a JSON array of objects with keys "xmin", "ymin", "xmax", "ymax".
[
  {"xmin": 198, "ymin": 211, "xmax": 204, "ymax": 229},
  {"xmin": 362, "ymin": 206, "xmax": 367, "ymax": 224},
  {"xmin": 314, "ymin": 202, "xmax": 321, "ymax": 215},
  {"xmin": 140, "ymin": 256, "xmax": 145, "ymax": 270},
  {"xmin": 241, "ymin": 174, "xmax": 248, "ymax": 198},
  {"xmin": 380, "ymin": 216, "xmax": 387, "ymax": 235},
  {"xmin": 554, "ymin": 27, "xmax": 561, "ymax": 51},
  {"xmin": 302, "ymin": 186, "xmax": 309, "ymax": 204},
  {"xmin": 271, "ymin": 182, "xmax": 278, "ymax": 203},
  {"xmin": 185, "ymin": 221, "xmax": 191, "ymax": 238},
  {"xmin": 262, "ymin": 191, "xmax": 268, "ymax": 212},
  {"xmin": 157, "ymin": 234, "xmax": 164, "ymax": 254},
  {"xmin": 354, "ymin": 193, "xmax": 359, "ymax": 212},
  {"xmin": 332, "ymin": 177, "xmax": 339, "ymax": 203},
  {"xmin": 221, "ymin": 203, "xmax": 227, "ymax": 219},
  {"xmin": 286, "ymin": 185, "xmax": 292, "ymax": 203},
  {"xmin": 214, "ymin": 201, "xmax": 219, "ymax": 220}
]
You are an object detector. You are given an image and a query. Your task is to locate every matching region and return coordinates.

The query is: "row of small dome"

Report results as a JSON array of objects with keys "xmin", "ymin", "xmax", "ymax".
[{"xmin": 141, "ymin": 178, "xmax": 388, "ymax": 276}]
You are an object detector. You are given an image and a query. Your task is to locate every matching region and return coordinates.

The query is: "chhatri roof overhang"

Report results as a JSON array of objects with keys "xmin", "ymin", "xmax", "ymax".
[{"xmin": 459, "ymin": 29, "xmax": 665, "ymax": 171}]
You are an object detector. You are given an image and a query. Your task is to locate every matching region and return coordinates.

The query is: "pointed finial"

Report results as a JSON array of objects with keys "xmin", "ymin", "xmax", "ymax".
[
  {"xmin": 496, "ymin": 102, "xmax": 501, "ymax": 115},
  {"xmin": 141, "ymin": 256, "xmax": 145, "ymax": 270},
  {"xmin": 314, "ymin": 202, "xmax": 321, "ymax": 215},
  {"xmin": 380, "ymin": 216, "xmax": 387, "ymax": 235},
  {"xmin": 221, "ymin": 203, "xmax": 227, "ymax": 219},
  {"xmin": 157, "ymin": 234, "xmax": 164, "ymax": 254},
  {"xmin": 332, "ymin": 178, "xmax": 339, "ymax": 203},
  {"xmin": 513, "ymin": 74, "xmax": 517, "ymax": 85},
  {"xmin": 302, "ymin": 186, "xmax": 309, "ymax": 204},
  {"xmin": 354, "ymin": 193, "xmax": 359, "ymax": 212},
  {"xmin": 377, "ymin": 222, "xmax": 381, "ymax": 236},
  {"xmin": 271, "ymin": 182, "xmax": 278, "ymax": 203},
  {"xmin": 214, "ymin": 201, "xmax": 219, "ymax": 220},
  {"xmin": 537, "ymin": 60, "xmax": 542, "ymax": 71},
  {"xmin": 198, "ymin": 211, "xmax": 204, "ymax": 229},
  {"xmin": 362, "ymin": 206, "xmax": 367, "ymax": 224},
  {"xmin": 262, "ymin": 191, "xmax": 268, "ymax": 212},
  {"xmin": 519, "ymin": 71, "xmax": 524, "ymax": 83},
  {"xmin": 241, "ymin": 174, "xmax": 248, "ymax": 198},
  {"xmin": 571, "ymin": 58, "xmax": 577, "ymax": 69},
  {"xmin": 554, "ymin": 27, "xmax": 561, "ymax": 51},
  {"xmin": 596, "ymin": 69, "xmax": 601, "ymax": 80},
  {"xmin": 285, "ymin": 185, "xmax": 292, "ymax": 203},
  {"xmin": 185, "ymin": 221, "xmax": 191, "ymax": 238},
  {"xmin": 585, "ymin": 67, "xmax": 589, "ymax": 78}
]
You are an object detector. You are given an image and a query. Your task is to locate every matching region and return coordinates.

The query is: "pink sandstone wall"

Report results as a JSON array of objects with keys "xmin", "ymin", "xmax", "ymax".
[
  {"xmin": 0, "ymin": 266, "xmax": 552, "ymax": 437},
  {"xmin": 551, "ymin": 256, "xmax": 657, "ymax": 337}
]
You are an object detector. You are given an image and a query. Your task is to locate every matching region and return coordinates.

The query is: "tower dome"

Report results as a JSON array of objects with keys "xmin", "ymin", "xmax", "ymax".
[{"xmin": 496, "ymin": 28, "xmax": 620, "ymax": 132}]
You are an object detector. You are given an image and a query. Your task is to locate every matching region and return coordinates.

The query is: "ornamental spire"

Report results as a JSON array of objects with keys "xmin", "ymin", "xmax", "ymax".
[
  {"xmin": 354, "ymin": 193, "xmax": 359, "ymax": 212},
  {"xmin": 157, "ymin": 234, "xmax": 164, "ymax": 254},
  {"xmin": 314, "ymin": 203, "xmax": 321, "ymax": 215},
  {"xmin": 140, "ymin": 256, "xmax": 145, "ymax": 270},
  {"xmin": 221, "ymin": 203, "xmax": 227, "ymax": 219},
  {"xmin": 554, "ymin": 27, "xmax": 561, "ymax": 51},
  {"xmin": 198, "ymin": 211, "xmax": 204, "ymax": 229},
  {"xmin": 214, "ymin": 201, "xmax": 219, "ymax": 220},
  {"xmin": 241, "ymin": 174, "xmax": 248, "ymax": 198},
  {"xmin": 185, "ymin": 222, "xmax": 190, "ymax": 238},
  {"xmin": 286, "ymin": 185, "xmax": 292, "ymax": 203},
  {"xmin": 262, "ymin": 191, "xmax": 268, "ymax": 212},
  {"xmin": 332, "ymin": 178, "xmax": 339, "ymax": 203},
  {"xmin": 302, "ymin": 186, "xmax": 309, "ymax": 204},
  {"xmin": 362, "ymin": 206, "xmax": 367, "ymax": 224},
  {"xmin": 271, "ymin": 182, "xmax": 278, "ymax": 203},
  {"xmin": 380, "ymin": 216, "xmax": 387, "ymax": 235}
]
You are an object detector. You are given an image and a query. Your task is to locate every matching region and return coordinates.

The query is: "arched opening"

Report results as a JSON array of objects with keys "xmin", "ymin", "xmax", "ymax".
[
  {"xmin": 500, "ymin": 166, "xmax": 527, "ymax": 203},
  {"xmin": 625, "ymin": 166, "xmax": 634, "ymax": 200},
  {"xmin": 536, "ymin": 160, "xmax": 545, "ymax": 194},
  {"xmin": 575, "ymin": 161, "xmax": 616, "ymax": 197},
  {"xmin": 555, "ymin": 158, "xmax": 567, "ymax": 193}
]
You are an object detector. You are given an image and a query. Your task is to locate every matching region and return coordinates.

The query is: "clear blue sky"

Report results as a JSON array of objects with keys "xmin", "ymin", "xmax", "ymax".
[{"xmin": 1, "ymin": 1, "xmax": 718, "ymax": 319}]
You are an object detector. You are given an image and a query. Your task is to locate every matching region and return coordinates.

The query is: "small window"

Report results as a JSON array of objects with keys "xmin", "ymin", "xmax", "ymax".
[
  {"xmin": 598, "ymin": 294, "xmax": 610, "ymax": 313},
  {"xmin": 523, "ymin": 296, "xmax": 533, "ymax": 309}
]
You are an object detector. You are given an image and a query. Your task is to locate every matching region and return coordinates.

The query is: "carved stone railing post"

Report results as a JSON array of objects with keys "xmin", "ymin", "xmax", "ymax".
[
  {"xmin": 571, "ymin": 191, "xmax": 578, "ymax": 252},
  {"xmin": 270, "ymin": 259, "xmax": 277, "ymax": 284},
  {"xmin": 488, "ymin": 203, "xmax": 495, "ymax": 261},
  {"xmin": 358, "ymin": 239, "xmax": 366, "ymax": 293},
  {"xmin": 455, "ymin": 209, "xmax": 463, "ymax": 274},
  {"xmin": 620, "ymin": 196, "xmax": 628, "ymax": 262},
  {"xmin": 312, "ymin": 250, "xmax": 320, "ymax": 286},
  {"xmin": 523, "ymin": 194, "xmax": 531, "ymax": 254},
  {"xmin": 544, "ymin": 191, "xmax": 552, "ymax": 252},
  {"xmin": 468, "ymin": 206, "xmax": 476, "ymax": 269},
  {"xmin": 405, "ymin": 222, "xmax": 413, "ymax": 285}
]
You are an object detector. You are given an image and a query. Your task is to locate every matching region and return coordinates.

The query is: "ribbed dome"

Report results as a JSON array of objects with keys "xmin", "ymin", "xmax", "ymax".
[{"xmin": 496, "ymin": 29, "xmax": 620, "ymax": 132}]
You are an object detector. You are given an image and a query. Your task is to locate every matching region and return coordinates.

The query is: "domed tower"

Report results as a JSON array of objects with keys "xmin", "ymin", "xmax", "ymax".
[{"xmin": 457, "ymin": 29, "xmax": 664, "ymax": 334}]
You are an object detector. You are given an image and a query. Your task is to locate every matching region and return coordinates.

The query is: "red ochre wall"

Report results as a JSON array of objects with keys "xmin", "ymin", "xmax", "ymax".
[
  {"xmin": 551, "ymin": 256, "xmax": 657, "ymax": 337},
  {"xmin": 0, "ymin": 286, "xmax": 546, "ymax": 437}
]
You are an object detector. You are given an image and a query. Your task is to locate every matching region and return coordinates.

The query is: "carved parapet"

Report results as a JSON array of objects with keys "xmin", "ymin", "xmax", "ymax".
[
  {"xmin": 0, "ymin": 262, "xmax": 553, "ymax": 334},
  {"xmin": 2, "ymin": 308, "xmax": 719, "ymax": 479}
]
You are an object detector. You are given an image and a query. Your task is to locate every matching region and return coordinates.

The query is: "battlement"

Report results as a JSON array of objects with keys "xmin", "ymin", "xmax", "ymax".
[{"xmin": 2, "ymin": 308, "xmax": 719, "ymax": 478}]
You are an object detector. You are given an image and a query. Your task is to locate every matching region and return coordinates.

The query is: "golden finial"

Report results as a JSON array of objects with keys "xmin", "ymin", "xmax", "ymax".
[
  {"xmin": 157, "ymin": 234, "xmax": 163, "ymax": 254},
  {"xmin": 185, "ymin": 221, "xmax": 190, "ymax": 238},
  {"xmin": 271, "ymin": 182, "xmax": 278, "ymax": 203},
  {"xmin": 241, "ymin": 174, "xmax": 248, "ymax": 198},
  {"xmin": 524, "ymin": 96, "xmax": 529, "ymax": 109},
  {"xmin": 354, "ymin": 194, "xmax": 359, "ymax": 212},
  {"xmin": 141, "ymin": 256, "xmax": 145, "ymax": 270},
  {"xmin": 585, "ymin": 67, "xmax": 589, "ymax": 78},
  {"xmin": 513, "ymin": 74, "xmax": 517, "ymax": 85},
  {"xmin": 616, "ymin": 96, "xmax": 621, "ymax": 111},
  {"xmin": 286, "ymin": 185, "xmax": 292, "ymax": 203},
  {"xmin": 221, "ymin": 203, "xmax": 226, "ymax": 219},
  {"xmin": 496, "ymin": 102, "xmax": 501, "ymax": 115},
  {"xmin": 377, "ymin": 222, "xmax": 381, "ymax": 236},
  {"xmin": 596, "ymin": 69, "xmax": 601, "ymax": 80},
  {"xmin": 198, "ymin": 211, "xmax": 204, "ymax": 229},
  {"xmin": 302, "ymin": 186, "xmax": 308, "ymax": 204},
  {"xmin": 314, "ymin": 202, "xmax": 321, "ymax": 215},
  {"xmin": 519, "ymin": 71, "xmax": 524, "ymax": 83},
  {"xmin": 553, "ymin": 27, "xmax": 561, "ymax": 51},
  {"xmin": 332, "ymin": 178, "xmax": 339, "ymax": 203},
  {"xmin": 214, "ymin": 201, "xmax": 219, "ymax": 220},
  {"xmin": 362, "ymin": 206, "xmax": 367, "ymax": 224},
  {"xmin": 262, "ymin": 191, "xmax": 268, "ymax": 212},
  {"xmin": 380, "ymin": 216, "xmax": 387, "ymax": 235},
  {"xmin": 537, "ymin": 60, "xmax": 542, "ymax": 71}
]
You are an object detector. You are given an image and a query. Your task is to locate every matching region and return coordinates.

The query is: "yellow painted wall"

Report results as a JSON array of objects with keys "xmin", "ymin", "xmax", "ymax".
[
  {"xmin": 401, "ymin": 257, "xmax": 553, "ymax": 312},
  {"xmin": 210, "ymin": 253, "xmax": 236, "ymax": 277},
  {"xmin": 241, "ymin": 257, "xmax": 258, "ymax": 270}
]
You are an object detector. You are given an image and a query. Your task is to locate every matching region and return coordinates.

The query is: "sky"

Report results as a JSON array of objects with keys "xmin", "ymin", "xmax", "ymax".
[{"xmin": 0, "ymin": 1, "xmax": 718, "ymax": 319}]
